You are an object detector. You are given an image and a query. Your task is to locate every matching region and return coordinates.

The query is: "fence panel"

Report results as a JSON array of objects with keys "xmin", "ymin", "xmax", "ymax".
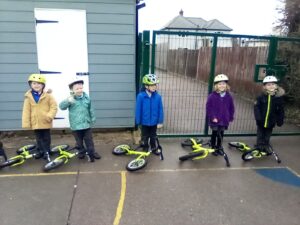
[{"xmin": 150, "ymin": 31, "xmax": 300, "ymax": 136}]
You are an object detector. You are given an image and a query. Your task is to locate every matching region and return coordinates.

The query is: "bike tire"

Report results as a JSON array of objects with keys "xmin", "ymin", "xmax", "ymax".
[
  {"xmin": 241, "ymin": 150, "xmax": 256, "ymax": 161},
  {"xmin": 126, "ymin": 158, "xmax": 147, "ymax": 171},
  {"xmin": 181, "ymin": 138, "xmax": 203, "ymax": 147},
  {"xmin": 0, "ymin": 157, "xmax": 23, "ymax": 168},
  {"xmin": 112, "ymin": 145, "xmax": 130, "ymax": 155},
  {"xmin": 179, "ymin": 151, "xmax": 205, "ymax": 161},
  {"xmin": 228, "ymin": 142, "xmax": 244, "ymax": 148},
  {"xmin": 50, "ymin": 145, "xmax": 70, "ymax": 154},
  {"xmin": 16, "ymin": 144, "xmax": 36, "ymax": 154},
  {"xmin": 43, "ymin": 157, "xmax": 67, "ymax": 172}
]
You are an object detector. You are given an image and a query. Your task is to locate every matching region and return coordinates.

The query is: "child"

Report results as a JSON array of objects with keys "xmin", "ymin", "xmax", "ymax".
[
  {"xmin": 0, "ymin": 141, "xmax": 8, "ymax": 161},
  {"xmin": 135, "ymin": 74, "xmax": 164, "ymax": 151},
  {"xmin": 22, "ymin": 73, "xmax": 57, "ymax": 161},
  {"xmin": 59, "ymin": 78, "xmax": 100, "ymax": 162},
  {"xmin": 206, "ymin": 74, "xmax": 235, "ymax": 154},
  {"xmin": 254, "ymin": 75, "xmax": 285, "ymax": 154}
]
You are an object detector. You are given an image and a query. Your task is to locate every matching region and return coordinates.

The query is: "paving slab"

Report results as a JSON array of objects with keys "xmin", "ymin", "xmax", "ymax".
[{"xmin": 0, "ymin": 174, "xmax": 76, "ymax": 225}]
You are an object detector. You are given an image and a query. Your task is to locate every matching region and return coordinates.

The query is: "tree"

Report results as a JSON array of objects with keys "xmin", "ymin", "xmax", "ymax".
[
  {"xmin": 276, "ymin": 0, "xmax": 300, "ymax": 110},
  {"xmin": 277, "ymin": 0, "xmax": 300, "ymax": 36}
]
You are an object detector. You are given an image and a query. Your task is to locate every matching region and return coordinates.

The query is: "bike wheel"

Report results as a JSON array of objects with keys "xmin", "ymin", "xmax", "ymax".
[
  {"xmin": 43, "ymin": 157, "xmax": 67, "ymax": 172},
  {"xmin": 126, "ymin": 158, "xmax": 147, "ymax": 171},
  {"xmin": 16, "ymin": 144, "xmax": 36, "ymax": 154},
  {"xmin": 241, "ymin": 150, "xmax": 257, "ymax": 161},
  {"xmin": 179, "ymin": 151, "xmax": 205, "ymax": 161},
  {"xmin": 228, "ymin": 142, "xmax": 244, "ymax": 148},
  {"xmin": 0, "ymin": 157, "xmax": 23, "ymax": 168},
  {"xmin": 50, "ymin": 145, "xmax": 69, "ymax": 154},
  {"xmin": 112, "ymin": 145, "xmax": 130, "ymax": 155},
  {"xmin": 181, "ymin": 138, "xmax": 203, "ymax": 147}
]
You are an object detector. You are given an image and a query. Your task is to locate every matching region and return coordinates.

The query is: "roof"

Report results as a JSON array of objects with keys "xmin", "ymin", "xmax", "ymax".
[{"xmin": 161, "ymin": 13, "xmax": 232, "ymax": 32}]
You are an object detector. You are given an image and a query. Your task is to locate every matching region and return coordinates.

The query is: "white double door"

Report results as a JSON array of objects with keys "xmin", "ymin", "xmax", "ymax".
[{"xmin": 35, "ymin": 8, "xmax": 89, "ymax": 128}]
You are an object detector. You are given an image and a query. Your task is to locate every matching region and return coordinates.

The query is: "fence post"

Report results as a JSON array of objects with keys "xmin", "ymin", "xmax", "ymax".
[
  {"xmin": 204, "ymin": 35, "xmax": 218, "ymax": 135},
  {"xmin": 151, "ymin": 31, "xmax": 157, "ymax": 74},
  {"xmin": 142, "ymin": 30, "xmax": 150, "ymax": 77},
  {"xmin": 136, "ymin": 32, "xmax": 143, "ymax": 94},
  {"xmin": 267, "ymin": 36, "xmax": 278, "ymax": 66}
]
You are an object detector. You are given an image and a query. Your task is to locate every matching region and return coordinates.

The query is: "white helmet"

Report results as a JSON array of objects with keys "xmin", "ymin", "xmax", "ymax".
[
  {"xmin": 214, "ymin": 74, "xmax": 229, "ymax": 83},
  {"xmin": 68, "ymin": 78, "xmax": 84, "ymax": 89},
  {"xmin": 263, "ymin": 76, "xmax": 278, "ymax": 84}
]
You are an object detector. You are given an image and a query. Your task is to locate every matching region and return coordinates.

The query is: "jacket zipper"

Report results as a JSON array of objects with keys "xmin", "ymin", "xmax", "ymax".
[
  {"xmin": 149, "ymin": 95, "xmax": 152, "ymax": 126},
  {"xmin": 264, "ymin": 94, "xmax": 271, "ymax": 128}
]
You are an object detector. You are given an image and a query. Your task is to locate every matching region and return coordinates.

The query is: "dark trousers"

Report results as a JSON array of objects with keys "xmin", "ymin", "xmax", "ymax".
[
  {"xmin": 0, "ymin": 148, "xmax": 7, "ymax": 161},
  {"xmin": 141, "ymin": 125, "xmax": 157, "ymax": 150},
  {"xmin": 256, "ymin": 126, "xmax": 273, "ymax": 150},
  {"xmin": 210, "ymin": 126, "xmax": 225, "ymax": 149},
  {"xmin": 34, "ymin": 129, "xmax": 51, "ymax": 154},
  {"xmin": 72, "ymin": 128, "xmax": 95, "ymax": 155}
]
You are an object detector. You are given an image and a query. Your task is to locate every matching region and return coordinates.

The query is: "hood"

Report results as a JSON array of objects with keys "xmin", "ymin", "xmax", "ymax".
[
  {"xmin": 263, "ymin": 86, "xmax": 285, "ymax": 97},
  {"xmin": 275, "ymin": 86, "xmax": 285, "ymax": 97}
]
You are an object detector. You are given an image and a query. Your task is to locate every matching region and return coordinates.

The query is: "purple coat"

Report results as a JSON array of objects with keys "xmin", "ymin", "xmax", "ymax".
[{"xmin": 206, "ymin": 91, "xmax": 235, "ymax": 128}]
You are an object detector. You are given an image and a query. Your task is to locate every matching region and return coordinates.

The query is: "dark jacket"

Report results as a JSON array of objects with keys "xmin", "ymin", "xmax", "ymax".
[
  {"xmin": 206, "ymin": 91, "xmax": 235, "ymax": 128},
  {"xmin": 254, "ymin": 87, "xmax": 285, "ymax": 128},
  {"xmin": 135, "ymin": 90, "xmax": 164, "ymax": 126}
]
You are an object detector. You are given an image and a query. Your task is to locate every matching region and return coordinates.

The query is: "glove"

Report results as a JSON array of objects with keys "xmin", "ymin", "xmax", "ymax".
[
  {"xmin": 67, "ymin": 95, "xmax": 75, "ymax": 103},
  {"xmin": 43, "ymin": 88, "xmax": 52, "ymax": 94},
  {"xmin": 157, "ymin": 124, "xmax": 163, "ymax": 129}
]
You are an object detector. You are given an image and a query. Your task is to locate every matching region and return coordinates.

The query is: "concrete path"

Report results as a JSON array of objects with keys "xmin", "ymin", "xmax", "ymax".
[{"xmin": 0, "ymin": 133, "xmax": 299, "ymax": 225}]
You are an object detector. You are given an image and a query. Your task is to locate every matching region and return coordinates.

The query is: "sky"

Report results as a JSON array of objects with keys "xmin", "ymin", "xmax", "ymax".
[{"xmin": 138, "ymin": 0, "xmax": 284, "ymax": 36}]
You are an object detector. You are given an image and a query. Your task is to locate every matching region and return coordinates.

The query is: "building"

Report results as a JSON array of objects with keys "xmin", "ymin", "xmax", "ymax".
[
  {"xmin": 162, "ymin": 9, "xmax": 232, "ymax": 33},
  {"xmin": 0, "ymin": 0, "xmax": 137, "ymax": 130},
  {"xmin": 158, "ymin": 10, "xmax": 232, "ymax": 50}
]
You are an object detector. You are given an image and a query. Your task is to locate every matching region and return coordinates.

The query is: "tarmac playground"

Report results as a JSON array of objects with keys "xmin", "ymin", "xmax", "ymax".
[{"xmin": 0, "ymin": 132, "xmax": 299, "ymax": 225}]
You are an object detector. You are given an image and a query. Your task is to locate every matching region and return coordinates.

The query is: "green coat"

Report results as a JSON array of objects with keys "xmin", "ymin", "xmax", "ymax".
[{"xmin": 59, "ymin": 92, "xmax": 96, "ymax": 131}]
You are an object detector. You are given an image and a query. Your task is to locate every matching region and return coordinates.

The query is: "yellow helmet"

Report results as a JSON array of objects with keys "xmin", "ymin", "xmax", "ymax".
[{"xmin": 28, "ymin": 73, "xmax": 46, "ymax": 85}]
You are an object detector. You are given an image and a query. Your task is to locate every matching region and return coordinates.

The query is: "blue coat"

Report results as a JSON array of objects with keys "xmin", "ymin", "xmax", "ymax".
[
  {"xmin": 135, "ymin": 90, "xmax": 164, "ymax": 126},
  {"xmin": 59, "ymin": 92, "xmax": 96, "ymax": 131}
]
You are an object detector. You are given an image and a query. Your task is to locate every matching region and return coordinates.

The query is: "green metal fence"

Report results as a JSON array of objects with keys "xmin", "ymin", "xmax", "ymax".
[{"xmin": 139, "ymin": 30, "xmax": 300, "ymax": 137}]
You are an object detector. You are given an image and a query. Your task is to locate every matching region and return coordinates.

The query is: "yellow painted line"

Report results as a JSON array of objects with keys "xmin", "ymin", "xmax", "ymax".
[
  {"xmin": 113, "ymin": 171, "xmax": 127, "ymax": 225},
  {"xmin": 0, "ymin": 166, "xmax": 289, "ymax": 178},
  {"xmin": 0, "ymin": 171, "xmax": 77, "ymax": 178}
]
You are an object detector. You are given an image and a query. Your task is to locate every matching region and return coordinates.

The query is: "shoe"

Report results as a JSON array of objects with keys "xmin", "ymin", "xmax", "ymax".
[
  {"xmin": 87, "ymin": 154, "xmax": 95, "ymax": 163},
  {"xmin": 34, "ymin": 152, "xmax": 44, "ymax": 159},
  {"xmin": 93, "ymin": 152, "xmax": 101, "ymax": 160},
  {"xmin": 43, "ymin": 152, "xmax": 51, "ymax": 162},
  {"xmin": 151, "ymin": 147, "xmax": 161, "ymax": 156},
  {"xmin": 78, "ymin": 152, "xmax": 86, "ymax": 159},
  {"xmin": 212, "ymin": 150, "xmax": 219, "ymax": 156},
  {"xmin": 78, "ymin": 150, "xmax": 86, "ymax": 159},
  {"xmin": 212, "ymin": 148, "xmax": 223, "ymax": 156}
]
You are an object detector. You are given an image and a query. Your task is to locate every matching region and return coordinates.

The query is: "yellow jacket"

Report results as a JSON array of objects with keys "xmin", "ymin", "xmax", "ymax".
[{"xmin": 22, "ymin": 90, "xmax": 58, "ymax": 129}]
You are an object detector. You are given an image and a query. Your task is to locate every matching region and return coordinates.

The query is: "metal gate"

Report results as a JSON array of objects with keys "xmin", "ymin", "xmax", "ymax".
[{"xmin": 138, "ymin": 30, "xmax": 300, "ymax": 137}]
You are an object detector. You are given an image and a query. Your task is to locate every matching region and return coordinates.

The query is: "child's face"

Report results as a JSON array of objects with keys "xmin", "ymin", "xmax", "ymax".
[
  {"xmin": 264, "ymin": 82, "xmax": 277, "ymax": 92},
  {"xmin": 31, "ymin": 81, "xmax": 44, "ymax": 93},
  {"xmin": 146, "ymin": 84, "xmax": 157, "ymax": 92},
  {"xmin": 216, "ymin": 81, "xmax": 227, "ymax": 92},
  {"xmin": 72, "ymin": 83, "xmax": 84, "ymax": 96}
]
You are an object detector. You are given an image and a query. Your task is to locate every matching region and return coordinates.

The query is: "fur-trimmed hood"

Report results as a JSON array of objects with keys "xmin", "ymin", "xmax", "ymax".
[{"xmin": 263, "ymin": 86, "xmax": 285, "ymax": 97}]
